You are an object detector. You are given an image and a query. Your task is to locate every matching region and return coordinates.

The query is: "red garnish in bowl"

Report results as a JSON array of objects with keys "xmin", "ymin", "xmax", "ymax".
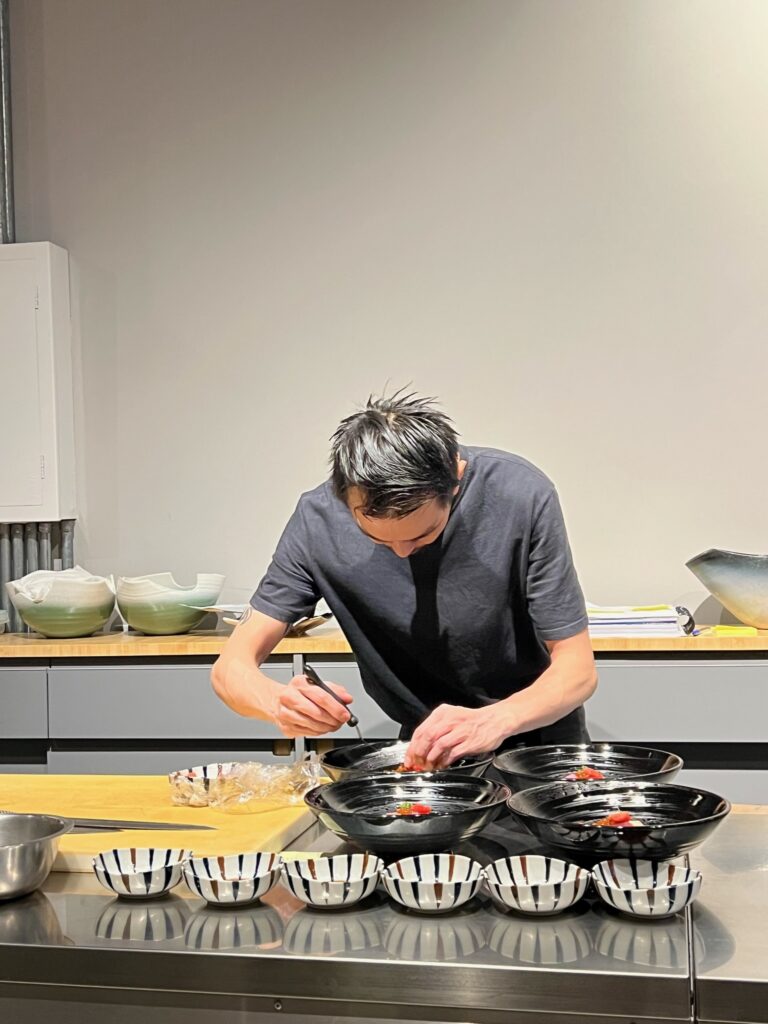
[
  {"xmin": 394, "ymin": 801, "xmax": 433, "ymax": 816},
  {"xmin": 593, "ymin": 810, "xmax": 637, "ymax": 826},
  {"xmin": 565, "ymin": 765, "xmax": 606, "ymax": 781}
]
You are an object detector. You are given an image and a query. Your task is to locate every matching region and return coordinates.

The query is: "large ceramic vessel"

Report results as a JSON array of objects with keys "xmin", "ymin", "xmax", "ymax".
[
  {"xmin": 686, "ymin": 548, "xmax": 768, "ymax": 628},
  {"xmin": 6, "ymin": 567, "xmax": 115, "ymax": 638},
  {"xmin": 116, "ymin": 573, "xmax": 225, "ymax": 635}
]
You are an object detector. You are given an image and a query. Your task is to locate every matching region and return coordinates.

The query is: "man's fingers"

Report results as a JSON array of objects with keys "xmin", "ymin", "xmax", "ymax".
[
  {"xmin": 294, "ymin": 679, "xmax": 351, "ymax": 724},
  {"xmin": 408, "ymin": 720, "xmax": 456, "ymax": 763},
  {"xmin": 325, "ymin": 682, "xmax": 354, "ymax": 705},
  {"xmin": 281, "ymin": 689, "xmax": 343, "ymax": 730},
  {"xmin": 279, "ymin": 706, "xmax": 339, "ymax": 736},
  {"xmin": 425, "ymin": 733, "xmax": 460, "ymax": 767}
]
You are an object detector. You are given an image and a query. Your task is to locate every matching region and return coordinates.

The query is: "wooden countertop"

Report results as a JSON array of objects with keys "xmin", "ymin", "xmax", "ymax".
[
  {"xmin": 2, "ymin": 627, "xmax": 768, "ymax": 658},
  {"xmin": 1, "ymin": 774, "xmax": 314, "ymax": 872}
]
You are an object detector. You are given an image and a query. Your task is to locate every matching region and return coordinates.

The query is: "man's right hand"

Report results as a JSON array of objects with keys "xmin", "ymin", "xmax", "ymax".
[
  {"xmin": 274, "ymin": 675, "xmax": 354, "ymax": 738},
  {"xmin": 212, "ymin": 608, "xmax": 355, "ymax": 737}
]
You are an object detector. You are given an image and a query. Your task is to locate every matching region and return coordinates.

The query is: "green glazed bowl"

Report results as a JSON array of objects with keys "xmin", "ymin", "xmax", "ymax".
[
  {"xmin": 6, "ymin": 567, "xmax": 116, "ymax": 638},
  {"xmin": 116, "ymin": 573, "xmax": 225, "ymax": 635}
]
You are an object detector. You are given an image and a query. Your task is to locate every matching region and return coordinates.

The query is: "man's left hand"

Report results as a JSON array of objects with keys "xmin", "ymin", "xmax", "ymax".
[{"xmin": 403, "ymin": 704, "xmax": 510, "ymax": 769}]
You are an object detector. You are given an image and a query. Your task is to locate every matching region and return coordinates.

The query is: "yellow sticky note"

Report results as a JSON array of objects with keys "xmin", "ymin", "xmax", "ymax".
[{"xmin": 709, "ymin": 625, "xmax": 758, "ymax": 636}]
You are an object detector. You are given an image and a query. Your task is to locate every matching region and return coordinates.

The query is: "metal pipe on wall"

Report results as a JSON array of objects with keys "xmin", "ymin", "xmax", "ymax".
[
  {"xmin": 0, "ymin": 0, "xmax": 15, "ymax": 244},
  {"xmin": 61, "ymin": 519, "xmax": 75, "ymax": 569},
  {"xmin": 10, "ymin": 523, "xmax": 23, "ymax": 629},
  {"xmin": 0, "ymin": 523, "xmax": 10, "ymax": 623},
  {"xmin": 24, "ymin": 523, "xmax": 38, "ymax": 572},
  {"xmin": 38, "ymin": 522, "xmax": 51, "ymax": 570}
]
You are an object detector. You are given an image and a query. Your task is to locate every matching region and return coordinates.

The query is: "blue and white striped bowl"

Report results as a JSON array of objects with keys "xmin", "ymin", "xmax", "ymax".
[
  {"xmin": 382, "ymin": 854, "xmax": 483, "ymax": 914},
  {"xmin": 592, "ymin": 858, "xmax": 702, "ymax": 918},
  {"xmin": 484, "ymin": 855, "xmax": 589, "ymax": 915},
  {"xmin": 183, "ymin": 852, "xmax": 282, "ymax": 906},
  {"xmin": 93, "ymin": 847, "xmax": 187, "ymax": 900},
  {"xmin": 282, "ymin": 854, "xmax": 382, "ymax": 909}
]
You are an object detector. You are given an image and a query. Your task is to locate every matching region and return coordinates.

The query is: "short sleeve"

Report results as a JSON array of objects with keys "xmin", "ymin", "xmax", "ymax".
[
  {"xmin": 526, "ymin": 489, "xmax": 588, "ymax": 641},
  {"xmin": 250, "ymin": 500, "xmax": 321, "ymax": 623}
]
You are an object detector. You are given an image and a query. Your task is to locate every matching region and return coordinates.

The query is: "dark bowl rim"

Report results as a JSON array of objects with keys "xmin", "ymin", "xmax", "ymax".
[
  {"xmin": 492, "ymin": 743, "xmax": 684, "ymax": 779},
  {"xmin": 318, "ymin": 742, "xmax": 494, "ymax": 774},
  {"xmin": 305, "ymin": 772, "xmax": 511, "ymax": 813},
  {"xmin": 506, "ymin": 780, "xmax": 733, "ymax": 829}
]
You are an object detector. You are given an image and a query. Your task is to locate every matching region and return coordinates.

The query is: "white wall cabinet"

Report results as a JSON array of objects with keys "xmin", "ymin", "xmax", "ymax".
[{"xmin": 0, "ymin": 242, "xmax": 75, "ymax": 522}]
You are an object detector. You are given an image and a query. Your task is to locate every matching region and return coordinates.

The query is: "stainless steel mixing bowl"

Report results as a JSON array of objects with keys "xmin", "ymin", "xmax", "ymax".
[{"xmin": 0, "ymin": 813, "xmax": 73, "ymax": 901}]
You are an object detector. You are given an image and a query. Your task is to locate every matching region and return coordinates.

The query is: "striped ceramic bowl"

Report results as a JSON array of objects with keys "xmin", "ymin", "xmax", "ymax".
[
  {"xmin": 382, "ymin": 854, "xmax": 483, "ymax": 914},
  {"xmin": 183, "ymin": 852, "xmax": 282, "ymax": 906},
  {"xmin": 93, "ymin": 848, "xmax": 186, "ymax": 899},
  {"xmin": 487, "ymin": 851, "xmax": 589, "ymax": 917},
  {"xmin": 282, "ymin": 854, "xmax": 382, "ymax": 909},
  {"xmin": 484, "ymin": 854, "xmax": 589, "ymax": 915},
  {"xmin": 592, "ymin": 858, "xmax": 702, "ymax": 918}
]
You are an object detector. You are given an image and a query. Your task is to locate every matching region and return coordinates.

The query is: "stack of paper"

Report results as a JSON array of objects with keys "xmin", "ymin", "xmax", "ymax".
[{"xmin": 587, "ymin": 604, "xmax": 688, "ymax": 637}]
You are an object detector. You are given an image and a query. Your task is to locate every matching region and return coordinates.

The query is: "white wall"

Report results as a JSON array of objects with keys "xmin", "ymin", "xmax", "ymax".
[{"xmin": 9, "ymin": 0, "xmax": 768, "ymax": 610}]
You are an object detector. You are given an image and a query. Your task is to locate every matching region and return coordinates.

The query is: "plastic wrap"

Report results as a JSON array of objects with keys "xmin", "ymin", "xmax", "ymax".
[{"xmin": 168, "ymin": 759, "xmax": 324, "ymax": 811}]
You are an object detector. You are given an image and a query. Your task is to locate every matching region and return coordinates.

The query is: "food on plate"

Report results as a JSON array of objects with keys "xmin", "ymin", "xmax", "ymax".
[
  {"xmin": 565, "ymin": 765, "xmax": 606, "ymax": 782},
  {"xmin": 395, "ymin": 762, "xmax": 427, "ymax": 773},
  {"xmin": 393, "ymin": 802, "xmax": 433, "ymax": 817},
  {"xmin": 593, "ymin": 810, "xmax": 645, "ymax": 827}
]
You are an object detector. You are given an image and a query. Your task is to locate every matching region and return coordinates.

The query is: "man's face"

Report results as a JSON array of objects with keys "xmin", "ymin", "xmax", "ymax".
[{"xmin": 348, "ymin": 491, "xmax": 452, "ymax": 558}]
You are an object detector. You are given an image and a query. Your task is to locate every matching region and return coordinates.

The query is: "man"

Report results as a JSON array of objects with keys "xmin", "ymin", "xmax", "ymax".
[{"xmin": 212, "ymin": 391, "xmax": 597, "ymax": 767}]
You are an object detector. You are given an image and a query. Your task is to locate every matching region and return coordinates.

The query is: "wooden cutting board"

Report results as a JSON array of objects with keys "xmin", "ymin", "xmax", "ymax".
[{"xmin": 1, "ymin": 774, "xmax": 315, "ymax": 872}]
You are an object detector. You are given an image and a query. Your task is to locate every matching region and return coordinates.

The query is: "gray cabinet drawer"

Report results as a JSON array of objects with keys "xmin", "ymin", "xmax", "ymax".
[
  {"xmin": 47, "ymin": 663, "xmax": 292, "ymax": 739},
  {"xmin": 0, "ymin": 669, "xmax": 48, "ymax": 738},
  {"xmin": 587, "ymin": 661, "xmax": 768, "ymax": 742},
  {"xmin": 305, "ymin": 660, "xmax": 399, "ymax": 738},
  {"xmin": 47, "ymin": 748, "xmax": 295, "ymax": 775}
]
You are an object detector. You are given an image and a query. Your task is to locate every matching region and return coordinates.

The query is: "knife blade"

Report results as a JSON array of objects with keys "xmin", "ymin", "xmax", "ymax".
[
  {"xmin": 69, "ymin": 817, "xmax": 216, "ymax": 831},
  {"xmin": 0, "ymin": 810, "xmax": 215, "ymax": 832}
]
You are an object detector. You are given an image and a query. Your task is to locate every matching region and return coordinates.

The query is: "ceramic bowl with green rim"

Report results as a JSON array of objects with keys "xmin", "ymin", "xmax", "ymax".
[
  {"xmin": 6, "ymin": 566, "xmax": 116, "ymax": 638},
  {"xmin": 116, "ymin": 572, "xmax": 225, "ymax": 635},
  {"xmin": 686, "ymin": 548, "xmax": 768, "ymax": 628}
]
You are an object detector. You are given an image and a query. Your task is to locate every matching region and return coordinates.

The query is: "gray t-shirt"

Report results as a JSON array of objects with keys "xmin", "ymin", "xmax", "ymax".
[{"xmin": 251, "ymin": 447, "xmax": 589, "ymax": 744}]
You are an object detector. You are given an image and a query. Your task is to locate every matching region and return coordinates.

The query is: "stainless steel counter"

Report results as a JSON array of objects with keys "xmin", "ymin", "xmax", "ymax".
[
  {"xmin": 690, "ymin": 813, "xmax": 768, "ymax": 1023},
  {"xmin": 0, "ymin": 814, "xmax": 763, "ymax": 1023}
]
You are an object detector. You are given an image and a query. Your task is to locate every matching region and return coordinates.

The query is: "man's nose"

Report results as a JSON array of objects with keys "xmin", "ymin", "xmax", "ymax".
[{"xmin": 391, "ymin": 541, "xmax": 416, "ymax": 558}]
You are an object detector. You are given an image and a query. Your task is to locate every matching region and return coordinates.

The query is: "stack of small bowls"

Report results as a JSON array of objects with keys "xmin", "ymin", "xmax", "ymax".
[
  {"xmin": 484, "ymin": 854, "xmax": 589, "ymax": 915},
  {"xmin": 282, "ymin": 854, "xmax": 382, "ymax": 909},
  {"xmin": 183, "ymin": 852, "xmax": 283, "ymax": 907},
  {"xmin": 591, "ymin": 859, "xmax": 702, "ymax": 918},
  {"xmin": 93, "ymin": 848, "xmax": 188, "ymax": 899}
]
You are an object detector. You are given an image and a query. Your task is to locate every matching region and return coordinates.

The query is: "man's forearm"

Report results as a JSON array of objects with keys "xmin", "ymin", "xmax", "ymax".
[
  {"xmin": 213, "ymin": 655, "xmax": 283, "ymax": 721},
  {"xmin": 495, "ymin": 648, "xmax": 597, "ymax": 738}
]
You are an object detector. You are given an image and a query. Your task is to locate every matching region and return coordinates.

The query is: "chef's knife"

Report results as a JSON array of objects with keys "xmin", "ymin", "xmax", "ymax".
[
  {"xmin": 70, "ymin": 816, "xmax": 216, "ymax": 832},
  {"xmin": 0, "ymin": 811, "xmax": 215, "ymax": 832}
]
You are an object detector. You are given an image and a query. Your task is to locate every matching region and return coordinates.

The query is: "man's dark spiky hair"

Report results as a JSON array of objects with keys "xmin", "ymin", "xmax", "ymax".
[{"xmin": 330, "ymin": 389, "xmax": 460, "ymax": 518}]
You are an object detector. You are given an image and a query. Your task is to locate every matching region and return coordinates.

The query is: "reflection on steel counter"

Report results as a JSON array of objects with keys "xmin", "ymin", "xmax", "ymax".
[
  {"xmin": 184, "ymin": 904, "xmax": 283, "ymax": 951},
  {"xmin": 96, "ymin": 896, "xmax": 191, "ymax": 943}
]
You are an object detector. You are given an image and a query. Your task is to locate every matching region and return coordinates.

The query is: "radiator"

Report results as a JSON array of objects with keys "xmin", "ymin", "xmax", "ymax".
[{"xmin": 0, "ymin": 520, "xmax": 75, "ymax": 631}]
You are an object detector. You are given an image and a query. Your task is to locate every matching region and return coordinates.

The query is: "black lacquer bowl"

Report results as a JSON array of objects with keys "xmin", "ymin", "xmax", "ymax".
[
  {"xmin": 320, "ymin": 741, "xmax": 492, "ymax": 782},
  {"xmin": 493, "ymin": 743, "xmax": 683, "ymax": 795},
  {"xmin": 507, "ymin": 780, "xmax": 730, "ymax": 862},
  {"xmin": 304, "ymin": 773, "xmax": 510, "ymax": 857}
]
